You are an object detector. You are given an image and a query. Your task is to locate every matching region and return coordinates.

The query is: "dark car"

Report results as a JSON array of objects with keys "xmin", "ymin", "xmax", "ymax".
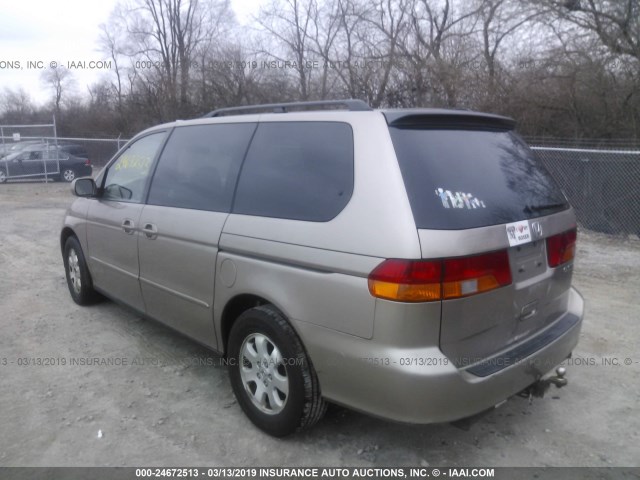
[{"xmin": 0, "ymin": 145, "xmax": 92, "ymax": 183}]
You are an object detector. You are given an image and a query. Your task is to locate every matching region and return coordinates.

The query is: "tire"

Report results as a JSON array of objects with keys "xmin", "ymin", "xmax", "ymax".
[
  {"xmin": 63, "ymin": 236, "xmax": 101, "ymax": 305},
  {"xmin": 0, "ymin": 168, "xmax": 7, "ymax": 184},
  {"xmin": 227, "ymin": 305, "xmax": 326, "ymax": 436},
  {"xmin": 61, "ymin": 168, "xmax": 77, "ymax": 182}
]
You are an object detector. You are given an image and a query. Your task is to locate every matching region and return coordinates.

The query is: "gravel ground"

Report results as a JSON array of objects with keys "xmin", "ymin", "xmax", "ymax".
[{"xmin": 0, "ymin": 181, "xmax": 638, "ymax": 467}]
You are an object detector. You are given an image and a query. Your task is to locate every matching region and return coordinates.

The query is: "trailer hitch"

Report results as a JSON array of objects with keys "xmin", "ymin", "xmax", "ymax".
[{"xmin": 519, "ymin": 367, "xmax": 568, "ymax": 403}]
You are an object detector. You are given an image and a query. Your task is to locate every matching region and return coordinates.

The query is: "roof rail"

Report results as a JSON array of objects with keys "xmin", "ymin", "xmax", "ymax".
[{"xmin": 203, "ymin": 99, "xmax": 372, "ymax": 118}]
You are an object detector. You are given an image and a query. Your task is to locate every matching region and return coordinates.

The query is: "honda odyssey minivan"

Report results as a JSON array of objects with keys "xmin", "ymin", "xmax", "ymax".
[{"xmin": 61, "ymin": 99, "xmax": 584, "ymax": 436}]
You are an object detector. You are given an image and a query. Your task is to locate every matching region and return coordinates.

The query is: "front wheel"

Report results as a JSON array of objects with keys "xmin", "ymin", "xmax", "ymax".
[
  {"xmin": 63, "ymin": 236, "xmax": 101, "ymax": 305},
  {"xmin": 227, "ymin": 305, "xmax": 326, "ymax": 436},
  {"xmin": 0, "ymin": 169, "xmax": 7, "ymax": 183}
]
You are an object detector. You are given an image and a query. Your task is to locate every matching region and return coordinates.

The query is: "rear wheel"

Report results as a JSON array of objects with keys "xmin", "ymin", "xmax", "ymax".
[
  {"xmin": 227, "ymin": 305, "xmax": 326, "ymax": 436},
  {"xmin": 63, "ymin": 236, "xmax": 101, "ymax": 305},
  {"xmin": 61, "ymin": 168, "xmax": 76, "ymax": 182}
]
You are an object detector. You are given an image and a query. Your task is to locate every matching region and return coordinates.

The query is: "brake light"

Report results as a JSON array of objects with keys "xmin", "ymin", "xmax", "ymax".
[
  {"xmin": 367, "ymin": 259, "xmax": 442, "ymax": 302},
  {"xmin": 443, "ymin": 251, "xmax": 512, "ymax": 299},
  {"xmin": 546, "ymin": 228, "xmax": 577, "ymax": 267},
  {"xmin": 85, "ymin": 158, "xmax": 91, "ymax": 165},
  {"xmin": 368, "ymin": 250, "xmax": 512, "ymax": 302}
]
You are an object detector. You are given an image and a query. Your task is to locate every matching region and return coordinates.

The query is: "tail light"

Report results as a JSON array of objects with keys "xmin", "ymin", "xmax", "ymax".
[
  {"xmin": 367, "ymin": 259, "xmax": 442, "ymax": 302},
  {"xmin": 546, "ymin": 228, "xmax": 577, "ymax": 267},
  {"xmin": 368, "ymin": 250, "xmax": 512, "ymax": 303},
  {"xmin": 442, "ymin": 251, "xmax": 512, "ymax": 299},
  {"xmin": 85, "ymin": 158, "xmax": 91, "ymax": 165}
]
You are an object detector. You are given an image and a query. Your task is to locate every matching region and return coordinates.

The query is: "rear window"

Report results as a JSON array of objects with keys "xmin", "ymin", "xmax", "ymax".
[
  {"xmin": 389, "ymin": 127, "xmax": 568, "ymax": 230},
  {"xmin": 66, "ymin": 146, "xmax": 87, "ymax": 157}
]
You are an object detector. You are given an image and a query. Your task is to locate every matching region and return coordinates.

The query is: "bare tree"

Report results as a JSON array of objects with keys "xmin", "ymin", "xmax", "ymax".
[
  {"xmin": 539, "ymin": 0, "xmax": 640, "ymax": 61},
  {"xmin": 110, "ymin": 0, "xmax": 233, "ymax": 119},
  {"xmin": 40, "ymin": 67, "xmax": 76, "ymax": 115},
  {"xmin": 331, "ymin": 0, "xmax": 369, "ymax": 99},
  {"xmin": 361, "ymin": 0, "xmax": 410, "ymax": 107},
  {"xmin": 403, "ymin": 0, "xmax": 482, "ymax": 106},
  {"xmin": 257, "ymin": 0, "xmax": 318, "ymax": 100},
  {"xmin": 478, "ymin": 0, "xmax": 540, "ymax": 98},
  {"xmin": 0, "ymin": 88, "xmax": 35, "ymax": 122},
  {"xmin": 308, "ymin": 0, "xmax": 342, "ymax": 98}
]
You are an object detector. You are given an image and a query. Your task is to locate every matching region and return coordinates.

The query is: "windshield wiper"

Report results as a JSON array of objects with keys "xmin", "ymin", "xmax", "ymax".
[{"xmin": 523, "ymin": 202, "xmax": 566, "ymax": 214}]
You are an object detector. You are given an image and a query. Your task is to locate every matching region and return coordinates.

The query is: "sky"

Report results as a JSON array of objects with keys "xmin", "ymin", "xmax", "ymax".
[{"xmin": 0, "ymin": 0, "xmax": 260, "ymax": 107}]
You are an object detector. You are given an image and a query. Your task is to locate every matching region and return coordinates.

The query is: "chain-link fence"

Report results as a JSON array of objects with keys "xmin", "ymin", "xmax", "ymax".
[
  {"xmin": 1, "ymin": 134, "xmax": 126, "ymax": 168},
  {"xmin": 532, "ymin": 146, "xmax": 640, "ymax": 237}
]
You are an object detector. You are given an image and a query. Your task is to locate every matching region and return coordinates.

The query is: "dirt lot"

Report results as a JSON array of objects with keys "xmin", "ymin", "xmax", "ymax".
[{"xmin": 0, "ymin": 181, "xmax": 638, "ymax": 467}]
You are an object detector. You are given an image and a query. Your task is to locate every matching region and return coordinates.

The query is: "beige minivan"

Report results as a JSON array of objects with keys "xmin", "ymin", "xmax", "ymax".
[{"xmin": 61, "ymin": 100, "xmax": 584, "ymax": 436}]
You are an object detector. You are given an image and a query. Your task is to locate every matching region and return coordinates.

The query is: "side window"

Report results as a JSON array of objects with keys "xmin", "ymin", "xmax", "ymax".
[
  {"xmin": 102, "ymin": 132, "xmax": 165, "ymax": 203},
  {"xmin": 233, "ymin": 122, "xmax": 354, "ymax": 221},
  {"xmin": 147, "ymin": 123, "xmax": 256, "ymax": 212}
]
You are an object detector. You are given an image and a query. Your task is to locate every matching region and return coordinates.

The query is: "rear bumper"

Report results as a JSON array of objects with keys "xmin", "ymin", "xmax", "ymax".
[{"xmin": 298, "ymin": 286, "xmax": 584, "ymax": 424}]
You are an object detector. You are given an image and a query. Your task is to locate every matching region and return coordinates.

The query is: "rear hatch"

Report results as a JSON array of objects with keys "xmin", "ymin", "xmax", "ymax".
[{"xmin": 386, "ymin": 111, "xmax": 577, "ymax": 366}]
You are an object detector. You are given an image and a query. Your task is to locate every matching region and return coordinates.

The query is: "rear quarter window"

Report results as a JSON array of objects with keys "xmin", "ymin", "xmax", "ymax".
[
  {"xmin": 389, "ymin": 127, "xmax": 568, "ymax": 230},
  {"xmin": 233, "ymin": 122, "xmax": 354, "ymax": 222}
]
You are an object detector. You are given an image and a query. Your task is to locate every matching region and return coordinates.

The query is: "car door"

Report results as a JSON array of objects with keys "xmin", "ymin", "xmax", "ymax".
[
  {"xmin": 43, "ymin": 147, "xmax": 63, "ymax": 177},
  {"xmin": 23, "ymin": 150, "xmax": 47, "ymax": 176},
  {"xmin": 85, "ymin": 131, "xmax": 167, "ymax": 312},
  {"xmin": 138, "ymin": 122, "xmax": 256, "ymax": 345},
  {"xmin": 5, "ymin": 152, "xmax": 28, "ymax": 177}
]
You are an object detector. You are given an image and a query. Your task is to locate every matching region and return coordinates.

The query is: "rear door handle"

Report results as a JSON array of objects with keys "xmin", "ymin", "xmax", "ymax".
[
  {"xmin": 142, "ymin": 223, "xmax": 158, "ymax": 240},
  {"xmin": 121, "ymin": 219, "xmax": 135, "ymax": 234},
  {"xmin": 519, "ymin": 300, "xmax": 539, "ymax": 321}
]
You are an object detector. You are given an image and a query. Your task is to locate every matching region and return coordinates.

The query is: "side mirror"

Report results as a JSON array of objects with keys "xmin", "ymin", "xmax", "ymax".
[{"xmin": 72, "ymin": 177, "xmax": 97, "ymax": 197}]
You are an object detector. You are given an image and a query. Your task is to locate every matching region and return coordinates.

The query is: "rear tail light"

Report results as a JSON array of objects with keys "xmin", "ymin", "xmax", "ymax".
[
  {"xmin": 546, "ymin": 228, "xmax": 577, "ymax": 267},
  {"xmin": 85, "ymin": 158, "xmax": 91, "ymax": 165},
  {"xmin": 442, "ymin": 251, "xmax": 512, "ymax": 299},
  {"xmin": 367, "ymin": 259, "xmax": 442, "ymax": 302},
  {"xmin": 368, "ymin": 250, "xmax": 512, "ymax": 302}
]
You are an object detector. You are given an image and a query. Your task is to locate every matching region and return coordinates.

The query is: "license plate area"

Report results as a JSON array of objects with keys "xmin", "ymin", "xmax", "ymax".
[{"xmin": 509, "ymin": 240, "xmax": 546, "ymax": 283}]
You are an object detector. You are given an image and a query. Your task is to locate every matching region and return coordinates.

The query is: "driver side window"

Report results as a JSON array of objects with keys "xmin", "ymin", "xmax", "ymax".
[{"xmin": 102, "ymin": 132, "xmax": 165, "ymax": 203}]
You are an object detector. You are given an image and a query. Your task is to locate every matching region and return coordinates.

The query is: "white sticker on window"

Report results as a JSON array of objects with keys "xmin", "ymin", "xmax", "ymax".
[
  {"xmin": 435, "ymin": 188, "xmax": 486, "ymax": 209},
  {"xmin": 506, "ymin": 220, "xmax": 531, "ymax": 246}
]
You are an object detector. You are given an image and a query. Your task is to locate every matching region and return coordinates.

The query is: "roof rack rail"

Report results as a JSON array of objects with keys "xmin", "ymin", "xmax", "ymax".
[{"xmin": 203, "ymin": 99, "xmax": 372, "ymax": 117}]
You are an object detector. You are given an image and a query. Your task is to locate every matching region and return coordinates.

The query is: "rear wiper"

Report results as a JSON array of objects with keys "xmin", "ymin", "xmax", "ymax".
[{"xmin": 523, "ymin": 202, "xmax": 566, "ymax": 214}]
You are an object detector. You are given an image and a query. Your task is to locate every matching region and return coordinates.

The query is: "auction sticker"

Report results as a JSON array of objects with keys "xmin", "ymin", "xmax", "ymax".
[{"xmin": 506, "ymin": 220, "xmax": 531, "ymax": 246}]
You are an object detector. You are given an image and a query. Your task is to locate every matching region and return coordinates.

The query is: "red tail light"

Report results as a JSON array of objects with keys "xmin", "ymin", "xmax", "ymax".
[
  {"xmin": 367, "ymin": 259, "xmax": 442, "ymax": 302},
  {"xmin": 85, "ymin": 158, "xmax": 91, "ymax": 165},
  {"xmin": 368, "ymin": 250, "xmax": 512, "ymax": 302},
  {"xmin": 546, "ymin": 228, "xmax": 577, "ymax": 267},
  {"xmin": 442, "ymin": 251, "xmax": 512, "ymax": 299}
]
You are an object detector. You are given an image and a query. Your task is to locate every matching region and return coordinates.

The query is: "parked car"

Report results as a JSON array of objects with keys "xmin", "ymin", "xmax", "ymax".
[
  {"xmin": 60, "ymin": 100, "xmax": 584, "ymax": 436},
  {"xmin": 0, "ymin": 144, "xmax": 92, "ymax": 183}
]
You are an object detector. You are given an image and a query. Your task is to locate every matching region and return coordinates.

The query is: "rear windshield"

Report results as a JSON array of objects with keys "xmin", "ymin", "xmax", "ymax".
[{"xmin": 389, "ymin": 127, "xmax": 569, "ymax": 230}]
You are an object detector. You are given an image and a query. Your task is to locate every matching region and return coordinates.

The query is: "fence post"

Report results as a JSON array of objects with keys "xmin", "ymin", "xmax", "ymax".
[{"xmin": 0, "ymin": 126, "xmax": 6, "ymax": 177}]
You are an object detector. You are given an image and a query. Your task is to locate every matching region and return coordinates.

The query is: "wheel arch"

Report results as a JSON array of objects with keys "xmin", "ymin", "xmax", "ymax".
[
  {"xmin": 220, "ymin": 294, "xmax": 291, "ymax": 356},
  {"xmin": 60, "ymin": 226, "xmax": 77, "ymax": 253}
]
